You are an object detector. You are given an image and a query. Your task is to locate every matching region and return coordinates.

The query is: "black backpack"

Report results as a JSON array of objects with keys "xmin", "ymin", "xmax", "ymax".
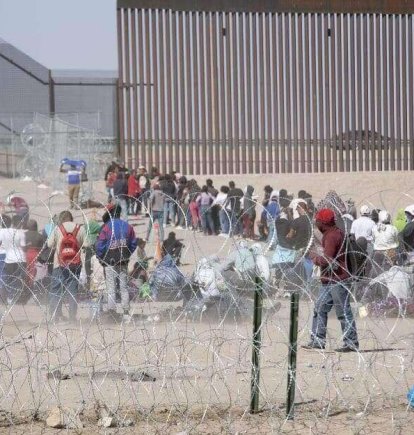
[{"xmin": 345, "ymin": 235, "xmax": 368, "ymax": 280}]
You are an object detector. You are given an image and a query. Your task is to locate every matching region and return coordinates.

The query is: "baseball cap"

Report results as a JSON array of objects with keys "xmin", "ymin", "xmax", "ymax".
[{"xmin": 360, "ymin": 205, "xmax": 371, "ymax": 216}]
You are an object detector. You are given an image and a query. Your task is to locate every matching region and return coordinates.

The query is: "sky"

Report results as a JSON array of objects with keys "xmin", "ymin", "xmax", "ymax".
[{"xmin": 0, "ymin": 0, "xmax": 118, "ymax": 70}]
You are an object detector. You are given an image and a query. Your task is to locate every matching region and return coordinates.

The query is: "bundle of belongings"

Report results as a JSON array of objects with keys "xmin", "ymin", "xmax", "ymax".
[
  {"xmin": 148, "ymin": 254, "xmax": 193, "ymax": 302},
  {"xmin": 185, "ymin": 242, "xmax": 272, "ymax": 320},
  {"xmin": 360, "ymin": 266, "xmax": 414, "ymax": 317}
]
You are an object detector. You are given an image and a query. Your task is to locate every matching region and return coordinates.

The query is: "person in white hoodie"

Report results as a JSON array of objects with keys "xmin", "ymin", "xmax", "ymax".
[
  {"xmin": 369, "ymin": 210, "xmax": 399, "ymax": 277},
  {"xmin": 350, "ymin": 205, "xmax": 376, "ymax": 255}
]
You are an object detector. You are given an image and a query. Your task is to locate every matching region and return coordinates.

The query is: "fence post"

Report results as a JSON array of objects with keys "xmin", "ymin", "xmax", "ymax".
[
  {"xmin": 286, "ymin": 290, "xmax": 300, "ymax": 419},
  {"xmin": 250, "ymin": 277, "xmax": 263, "ymax": 414}
]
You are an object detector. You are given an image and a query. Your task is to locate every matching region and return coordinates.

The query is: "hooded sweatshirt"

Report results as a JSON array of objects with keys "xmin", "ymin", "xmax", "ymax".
[{"xmin": 312, "ymin": 220, "xmax": 349, "ymax": 284}]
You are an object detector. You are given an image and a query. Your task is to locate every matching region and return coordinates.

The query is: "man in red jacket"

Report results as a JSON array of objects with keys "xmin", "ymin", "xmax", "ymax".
[{"xmin": 302, "ymin": 208, "xmax": 359, "ymax": 352}]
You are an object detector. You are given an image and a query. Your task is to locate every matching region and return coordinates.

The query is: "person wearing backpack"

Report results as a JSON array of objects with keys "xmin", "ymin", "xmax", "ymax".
[
  {"xmin": 302, "ymin": 208, "xmax": 359, "ymax": 353},
  {"xmin": 96, "ymin": 204, "xmax": 137, "ymax": 321},
  {"xmin": 47, "ymin": 210, "xmax": 88, "ymax": 322}
]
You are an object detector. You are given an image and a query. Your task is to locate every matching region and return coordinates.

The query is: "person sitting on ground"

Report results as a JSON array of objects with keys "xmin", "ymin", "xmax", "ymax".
[
  {"xmin": 162, "ymin": 232, "xmax": 184, "ymax": 265},
  {"xmin": 131, "ymin": 238, "xmax": 151, "ymax": 288}
]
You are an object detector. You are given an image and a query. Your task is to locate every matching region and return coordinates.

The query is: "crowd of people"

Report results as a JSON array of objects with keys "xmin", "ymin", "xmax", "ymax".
[{"xmin": 0, "ymin": 159, "xmax": 414, "ymax": 340}]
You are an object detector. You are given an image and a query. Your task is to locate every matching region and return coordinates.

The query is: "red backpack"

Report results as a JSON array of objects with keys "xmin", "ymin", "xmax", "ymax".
[{"xmin": 58, "ymin": 224, "xmax": 81, "ymax": 266}]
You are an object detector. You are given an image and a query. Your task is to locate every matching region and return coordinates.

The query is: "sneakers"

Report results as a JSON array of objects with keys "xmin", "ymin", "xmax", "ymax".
[
  {"xmin": 301, "ymin": 341, "xmax": 325, "ymax": 350},
  {"xmin": 335, "ymin": 345, "xmax": 359, "ymax": 353}
]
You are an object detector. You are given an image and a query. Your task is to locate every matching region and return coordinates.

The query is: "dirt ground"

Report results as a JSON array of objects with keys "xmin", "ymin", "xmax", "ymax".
[{"xmin": 0, "ymin": 171, "xmax": 414, "ymax": 434}]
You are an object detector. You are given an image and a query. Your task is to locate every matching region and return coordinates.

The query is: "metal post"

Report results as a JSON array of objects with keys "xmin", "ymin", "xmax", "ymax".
[
  {"xmin": 286, "ymin": 290, "xmax": 300, "ymax": 420},
  {"xmin": 250, "ymin": 277, "xmax": 263, "ymax": 414}
]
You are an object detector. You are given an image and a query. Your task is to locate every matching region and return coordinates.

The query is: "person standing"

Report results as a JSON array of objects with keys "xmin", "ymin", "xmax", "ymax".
[
  {"xmin": 303, "ymin": 208, "xmax": 359, "ymax": 353},
  {"xmin": 96, "ymin": 205, "xmax": 137, "ymax": 321},
  {"xmin": 113, "ymin": 172, "xmax": 128, "ymax": 221},
  {"xmin": 0, "ymin": 215, "xmax": 11, "ymax": 304},
  {"xmin": 60, "ymin": 163, "xmax": 82, "ymax": 209},
  {"xmin": 214, "ymin": 186, "xmax": 230, "ymax": 236},
  {"xmin": 25, "ymin": 219, "xmax": 46, "ymax": 291},
  {"xmin": 0, "ymin": 215, "xmax": 26, "ymax": 305},
  {"xmin": 242, "ymin": 185, "xmax": 256, "ymax": 239},
  {"xmin": 137, "ymin": 166, "xmax": 150, "ymax": 215},
  {"xmin": 196, "ymin": 186, "xmax": 215, "ymax": 235},
  {"xmin": 47, "ymin": 211, "xmax": 88, "ymax": 322},
  {"xmin": 350, "ymin": 205, "xmax": 376, "ymax": 255},
  {"xmin": 145, "ymin": 184, "xmax": 166, "ymax": 242},
  {"xmin": 160, "ymin": 174, "xmax": 177, "ymax": 227},
  {"xmin": 228, "ymin": 181, "xmax": 244, "ymax": 236},
  {"xmin": 127, "ymin": 169, "xmax": 141, "ymax": 215}
]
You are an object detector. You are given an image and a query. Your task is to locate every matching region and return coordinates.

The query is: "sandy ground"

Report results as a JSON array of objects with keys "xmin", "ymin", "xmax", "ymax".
[{"xmin": 0, "ymin": 172, "xmax": 414, "ymax": 433}]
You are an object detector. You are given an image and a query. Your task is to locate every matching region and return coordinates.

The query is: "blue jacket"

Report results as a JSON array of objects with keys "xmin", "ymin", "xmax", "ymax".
[{"xmin": 96, "ymin": 219, "xmax": 137, "ymax": 264}]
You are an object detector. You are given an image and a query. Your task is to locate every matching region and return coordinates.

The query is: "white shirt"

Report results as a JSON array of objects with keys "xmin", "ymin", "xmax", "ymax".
[
  {"xmin": 213, "ymin": 192, "xmax": 228, "ymax": 207},
  {"xmin": 0, "ymin": 228, "xmax": 26, "ymax": 263},
  {"xmin": 350, "ymin": 216, "xmax": 376, "ymax": 242},
  {"xmin": 372, "ymin": 224, "xmax": 399, "ymax": 251}
]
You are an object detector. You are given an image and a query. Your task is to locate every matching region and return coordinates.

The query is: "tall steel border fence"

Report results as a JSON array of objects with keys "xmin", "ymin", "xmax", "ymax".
[{"xmin": 117, "ymin": 0, "xmax": 414, "ymax": 174}]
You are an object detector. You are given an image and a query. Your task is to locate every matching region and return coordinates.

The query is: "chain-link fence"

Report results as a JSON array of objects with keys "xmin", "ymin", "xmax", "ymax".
[{"xmin": 0, "ymin": 112, "xmax": 116, "ymax": 199}]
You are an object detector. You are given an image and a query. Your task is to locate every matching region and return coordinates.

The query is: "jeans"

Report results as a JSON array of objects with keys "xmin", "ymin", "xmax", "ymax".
[
  {"xmin": 219, "ymin": 209, "xmax": 230, "ymax": 234},
  {"xmin": 105, "ymin": 263, "xmax": 129, "ymax": 312},
  {"xmin": 146, "ymin": 210, "xmax": 165, "ymax": 241},
  {"xmin": 164, "ymin": 200, "xmax": 176, "ymax": 225},
  {"xmin": 200, "ymin": 205, "xmax": 214, "ymax": 234},
  {"xmin": 49, "ymin": 265, "xmax": 81, "ymax": 320},
  {"xmin": 115, "ymin": 197, "xmax": 128, "ymax": 221},
  {"xmin": 311, "ymin": 280, "xmax": 359, "ymax": 348}
]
